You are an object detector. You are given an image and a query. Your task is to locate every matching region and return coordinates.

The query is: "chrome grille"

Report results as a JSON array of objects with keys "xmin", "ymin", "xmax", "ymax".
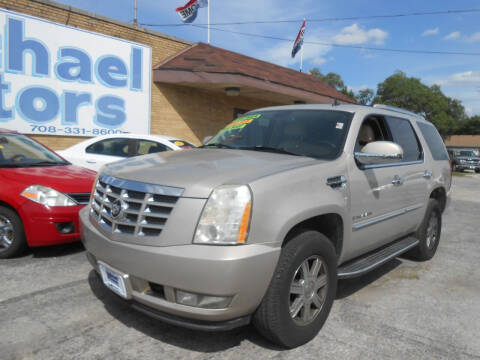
[{"xmin": 90, "ymin": 175, "xmax": 184, "ymax": 237}]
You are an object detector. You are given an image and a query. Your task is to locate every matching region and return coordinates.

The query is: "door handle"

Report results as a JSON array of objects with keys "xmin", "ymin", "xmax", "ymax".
[
  {"xmin": 423, "ymin": 170, "xmax": 432, "ymax": 179},
  {"xmin": 86, "ymin": 160, "xmax": 96, "ymax": 164},
  {"xmin": 392, "ymin": 175, "xmax": 404, "ymax": 186}
]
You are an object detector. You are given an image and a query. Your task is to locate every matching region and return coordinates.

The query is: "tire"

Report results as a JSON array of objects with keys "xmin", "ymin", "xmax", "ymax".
[
  {"xmin": 0, "ymin": 206, "xmax": 27, "ymax": 259},
  {"xmin": 475, "ymin": 168, "xmax": 480, "ymax": 174},
  {"xmin": 406, "ymin": 199, "xmax": 441, "ymax": 261},
  {"xmin": 253, "ymin": 230, "xmax": 337, "ymax": 348}
]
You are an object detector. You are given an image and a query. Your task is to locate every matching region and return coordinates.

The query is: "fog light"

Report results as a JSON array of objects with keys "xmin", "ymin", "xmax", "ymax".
[
  {"xmin": 55, "ymin": 221, "xmax": 75, "ymax": 234},
  {"xmin": 175, "ymin": 290, "xmax": 232, "ymax": 309}
]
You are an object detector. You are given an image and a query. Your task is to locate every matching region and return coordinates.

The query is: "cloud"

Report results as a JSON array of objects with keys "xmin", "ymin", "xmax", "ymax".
[
  {"xmin": 443, "ymin": 31, "xmax": 461, "ymax": 40},
  {"xmin": 332, "ymin": 23, "xmax": 388, "ymax": 45},
  {"xmin": 434, "ymin": 71, "xmax": 480, "ymax": 86},
  {"xmin": 422, "ymin": 27, "xmax": 439, "ymax": 36},
  {"xmin": 466, "ymin": 32, "xmax": 480, "ymax": 43},
  {"xmin": 261, "ymin": 34, "xmax": 332, "ymax": 67},
  {"xmin": 431, "ymin": 71, "xmax": 480, "ymax": 115}
]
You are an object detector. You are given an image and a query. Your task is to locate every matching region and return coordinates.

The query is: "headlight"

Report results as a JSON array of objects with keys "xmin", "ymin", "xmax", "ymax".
[
  {"xmin": 459, "ymin": 159, "xmax": 466, "ymax": 164},
  {"xmin": 21, "ymin": 185, "xmax": 76, "ymax": 207},
  {"xmin": 193, "ymin": 185, "xmax": 252, "ymax": 245}
]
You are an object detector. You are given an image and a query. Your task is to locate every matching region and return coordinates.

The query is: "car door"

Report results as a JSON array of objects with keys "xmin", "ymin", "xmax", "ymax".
[
  {"xmin": 84, "ymin": 138, "xmax": 136, "ymax": 171},
  {"xmin": 347, "ymin": 114, "xmax": 426, "ymax": 259}
]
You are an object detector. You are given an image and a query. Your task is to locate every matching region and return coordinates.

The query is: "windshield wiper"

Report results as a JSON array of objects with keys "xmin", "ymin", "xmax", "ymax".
[
  {"xmin": 0, "ymin": 164, "xmax": 25, "ymax": 168},
  {"xmin": 237, "ymin": 146, "xmax": 302, "ymax": 156},
  {"xmin": 25, "ymin": 160, "xmax": 67, "ymax": 167},
  {"xmin": 200, "ymin": 143, "xmax": 236, "ymax": 149}
]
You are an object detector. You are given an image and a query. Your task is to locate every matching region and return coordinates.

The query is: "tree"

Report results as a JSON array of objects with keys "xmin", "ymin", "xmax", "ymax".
[
  {"xmin": 375, "ymin": 71, "xmax": 466, "ymax": 137},
  {"xmin": 455, "ymin": 116, "xmax": 480, "ymax": 135},
  {"xmin": 356, "ymin": 88, "xmax": 375, "ymax": 105},
  {"xmin": 309, "ymin": 68, "xmax": 354, "ymax": 101}
]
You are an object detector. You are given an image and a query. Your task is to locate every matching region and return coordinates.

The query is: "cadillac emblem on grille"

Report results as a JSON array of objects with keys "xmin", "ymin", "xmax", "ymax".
[
  {"xmin": 91, "ymin": 175, "xmax": 184, "ymax": 237},
  {"xmin": 110, "ymin": 199, "xmax": 123, "ymax": 219}
]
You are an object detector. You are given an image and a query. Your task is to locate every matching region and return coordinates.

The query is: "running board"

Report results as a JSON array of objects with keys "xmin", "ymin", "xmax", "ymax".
[{"xmin": 337, "ymin": 237, "xmax": 419, "ymax": 279}]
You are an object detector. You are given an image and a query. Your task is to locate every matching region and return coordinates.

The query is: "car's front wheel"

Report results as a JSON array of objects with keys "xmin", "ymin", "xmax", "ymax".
[
  {"xmin": 253, "ymin": 230, "xmax": 337, "ymax": 348},
  {"xmin": 0, "ymin": 206, "xmax": 27, "ymax": 259}
]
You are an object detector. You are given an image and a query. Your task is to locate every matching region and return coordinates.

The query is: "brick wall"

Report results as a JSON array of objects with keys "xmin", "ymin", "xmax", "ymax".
[{"xmin": 153, "ymin": 84, "xmax": 278, "ymax": 144}]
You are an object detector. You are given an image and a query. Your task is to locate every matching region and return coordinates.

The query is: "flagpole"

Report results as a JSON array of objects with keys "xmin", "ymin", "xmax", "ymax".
[
  {"xmin": 300, "ymin": 18, "xmax": 305, "ymax": 72},
  {"xmin": 300, "ymin": 45, "xmax": 303, "ymax": 72},
  {"xmin": 207, "ymin": 0, "xmax": 210, "ymax": 43}
]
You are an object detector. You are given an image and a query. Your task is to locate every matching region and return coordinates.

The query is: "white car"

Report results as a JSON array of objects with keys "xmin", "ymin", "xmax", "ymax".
[{"xmin": 57, "ymin": 134, "xmax": 194, "ymax": 171}]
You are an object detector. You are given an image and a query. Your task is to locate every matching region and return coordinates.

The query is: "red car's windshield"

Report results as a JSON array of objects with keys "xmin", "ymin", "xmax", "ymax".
[{"xmin": 0, "ymin": 134, "xmax": 68, "ymax": 168}]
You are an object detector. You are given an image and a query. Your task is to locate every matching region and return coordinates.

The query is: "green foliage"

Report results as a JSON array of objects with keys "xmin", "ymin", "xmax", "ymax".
[
  {"xmin": 356, "ymin": 88, "xmax": 375, "ymax": 105},
  {"xmin": 309, "ymin": 68, "xmax": 477, "ymax": 137},
  {"xmin": 455, "ymin": 116, "xmax": 480, "ymax": 135},
  {"xmin": 375, "ymin": 71, "xmax": 466, "ymax": 137},
  {"xmin": 309, "ymin": 67, "xmax": 354, "ymax": 101}
]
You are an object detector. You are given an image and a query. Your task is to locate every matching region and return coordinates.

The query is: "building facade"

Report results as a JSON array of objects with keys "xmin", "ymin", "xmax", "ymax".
[{"xmin": 1, "ymin": 0, "xmax": 355, "ymax": 149}]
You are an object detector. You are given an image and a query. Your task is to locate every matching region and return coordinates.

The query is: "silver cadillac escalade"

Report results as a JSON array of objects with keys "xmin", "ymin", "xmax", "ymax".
[{"xmin": 80, "ymin": 104, "xmax": 451, "ymax": 348}]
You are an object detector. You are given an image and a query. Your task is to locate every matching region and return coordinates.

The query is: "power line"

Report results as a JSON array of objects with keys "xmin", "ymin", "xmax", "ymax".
[
  {"xmin": 140, "ymin": 8, "xmax": 480, "ymax": 27},
  {"xmin": 190, "ymin": 24, "xmax": 480, "ymax": 56}
]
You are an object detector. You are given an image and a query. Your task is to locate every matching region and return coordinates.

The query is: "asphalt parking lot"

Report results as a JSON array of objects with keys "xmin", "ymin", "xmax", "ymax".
[{"xmin": 1, "ymin": 175, "xmax": 479, "ymax": 360}]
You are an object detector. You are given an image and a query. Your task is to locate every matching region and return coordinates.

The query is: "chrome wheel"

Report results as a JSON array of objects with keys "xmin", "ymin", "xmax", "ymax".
[
  {"xmin": 426, "ymin": 212, "xmax": 439, "ymax": 249},
  {"xmin": 289, "ymin": 255, "xmax": 328, "ymax": 326},
  {"xmin": 0, "ymin": 215, "xmax": 14, "ymax": 249}
]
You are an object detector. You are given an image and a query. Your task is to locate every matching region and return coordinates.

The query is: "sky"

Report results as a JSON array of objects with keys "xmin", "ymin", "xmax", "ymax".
[{"xmin": 55, "ymin": 0, "xmax": 480, "ymax": 115}]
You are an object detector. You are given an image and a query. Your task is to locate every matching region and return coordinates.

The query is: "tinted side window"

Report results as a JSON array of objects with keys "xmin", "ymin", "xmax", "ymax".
[
  {"xmin": 86, "ymin": 138, "xmax": 131, "ymax": 157},
  {"xmin": 416, "ymin": 122, "xmax": 449, "ymax": 161},
  {"xmin": 136, "ymin": 140, "xmax": 169, "ymax": 155},
  {"xmin": 386, "ymin": 117, "xmax": 422, "ymax": 162}
]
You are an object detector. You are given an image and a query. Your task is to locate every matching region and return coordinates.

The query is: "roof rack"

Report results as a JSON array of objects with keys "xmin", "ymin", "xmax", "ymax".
[{"xmin": 372, "ymin": 104, "xmax": 423, "ymax": 118}]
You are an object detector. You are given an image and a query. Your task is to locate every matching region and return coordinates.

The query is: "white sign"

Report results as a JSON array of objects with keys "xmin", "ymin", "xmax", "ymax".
[{"xmin": 0, "ymin": 9, "xmax": 152, "ymax": 136}]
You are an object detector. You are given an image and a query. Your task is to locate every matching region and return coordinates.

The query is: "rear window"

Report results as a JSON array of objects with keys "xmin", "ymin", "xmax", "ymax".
[
  {"xmin": 386, "ymin": 116, "xmax": 423, "ymax": 162},
  {"xmin": 416, "ymin": 122, "xmax": 449, "ymax": 161}
]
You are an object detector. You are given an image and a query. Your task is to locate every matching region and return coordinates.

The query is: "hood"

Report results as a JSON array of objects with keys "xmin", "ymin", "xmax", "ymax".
[
  {"xmin": 1, "ymin": 165, "xmax": 96, "ymax": 193},
  {"xmin": 103, "ymin": 149, "xmax": 321, "ymax": 198}
]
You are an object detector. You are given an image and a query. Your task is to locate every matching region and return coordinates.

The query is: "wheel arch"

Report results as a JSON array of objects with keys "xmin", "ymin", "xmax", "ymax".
[
  {"xmin": 0, "ymin": 200, "xmax": 19, "ymax": 214},
  {"xmin": 429, "ymin": 187, "xmax": 447, "ymax": 213},
  {"xmin": 282, "ymin": 213, "xmax": 344, "ymax": 259}
]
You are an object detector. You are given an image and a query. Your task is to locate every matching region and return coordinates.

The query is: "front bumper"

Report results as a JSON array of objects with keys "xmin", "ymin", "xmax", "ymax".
[
  {"xmin": 454, "ymin": 164, "xmax": 480, "ymax": 171},
  {"xmin": 80, "ymin": 207, "xmax": 280, "ymax": 325},
  {"xmin": 18, "ymin": 201, "xmax": 84, "ymax": 246}
]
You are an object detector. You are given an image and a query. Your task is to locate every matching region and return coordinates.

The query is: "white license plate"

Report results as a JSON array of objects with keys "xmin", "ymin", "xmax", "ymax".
[{"xmin": 99, "ymin": 263, "xmax": 129, "ymax": 299}]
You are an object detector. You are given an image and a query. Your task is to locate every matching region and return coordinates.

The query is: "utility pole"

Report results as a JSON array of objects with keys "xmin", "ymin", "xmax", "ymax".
[{"xmin": 133, "ymin": 0, "xmax": 138, "ymax": 25}]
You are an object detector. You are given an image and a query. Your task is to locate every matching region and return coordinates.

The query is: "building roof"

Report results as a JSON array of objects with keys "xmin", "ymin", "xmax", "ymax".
[
  {"xmin": 445, "ymin": 135, "xmax": 480, "ymax": 148},
  {"xmin": 153, "ymin": 42, "xmax": 356, "ymax": 104}
]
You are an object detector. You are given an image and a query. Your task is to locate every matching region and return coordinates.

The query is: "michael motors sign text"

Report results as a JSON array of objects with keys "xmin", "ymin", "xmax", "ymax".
[{"xmin": 0, "ymin": 9, "xmax": 152, "ymax": 136}]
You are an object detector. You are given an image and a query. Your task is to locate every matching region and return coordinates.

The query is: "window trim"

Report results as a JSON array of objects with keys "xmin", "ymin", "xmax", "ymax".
[{"xmin": 355, "ymin": 113, "xmax": 425, "ymax": 170}]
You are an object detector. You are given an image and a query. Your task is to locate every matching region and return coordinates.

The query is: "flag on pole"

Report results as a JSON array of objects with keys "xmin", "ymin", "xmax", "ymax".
[
  {"xmin": 291, "ymin": 20, "xmax": 306, "ymax": 58},
  {"xmin": 176, "ymin": 0, "xmax": 208, "ymax": 24}
]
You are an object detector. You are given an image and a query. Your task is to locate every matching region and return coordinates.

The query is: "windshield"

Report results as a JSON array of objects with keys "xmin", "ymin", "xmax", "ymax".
[
  {"xmin": 0, "ymin": 134, "xmax": 69, "ymax": 168},
  {"xmin": 205, "ymin": 110, "xmax": 353, "ymax": 159},
  {"xmin": 459, "ymin": 150, "xmax": 476, "ymax": 157}
]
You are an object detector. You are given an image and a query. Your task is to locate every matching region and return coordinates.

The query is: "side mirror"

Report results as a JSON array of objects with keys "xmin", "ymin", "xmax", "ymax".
[
  {"xmin": 355, "ymin": 141, "xmax": 403, "ymax": 165},
  {"xmin": 202, "ymin": 136, "xmax": 213, "ymax": 145}
]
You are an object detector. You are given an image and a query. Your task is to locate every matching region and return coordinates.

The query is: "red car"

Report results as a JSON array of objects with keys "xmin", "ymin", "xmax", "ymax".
[{"xmin": 0, "ymin": 129, "xmax": 96, "ymax": 258}]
